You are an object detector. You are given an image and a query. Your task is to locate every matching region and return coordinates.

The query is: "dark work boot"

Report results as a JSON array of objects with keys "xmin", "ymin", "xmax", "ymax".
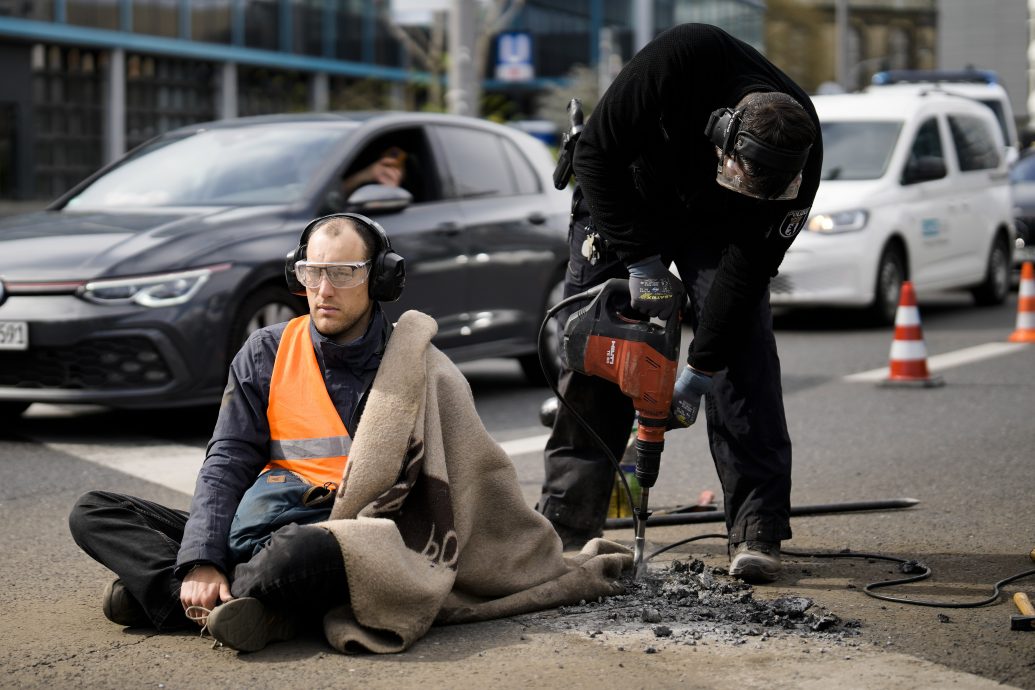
[
  {"xmin": 551, "ymin": 521, "xmax": 602, "ymax": 552},
  {"xmin": 206, "ymin": 597, "xmax": 298, "ymax": 652},
  {"xmin": 728, "ymin": 541, "xmax": 781, "ymax": 583},
  {"xmin": 102, "ymin": 579, "xmax": 152, "ymax": 628}
]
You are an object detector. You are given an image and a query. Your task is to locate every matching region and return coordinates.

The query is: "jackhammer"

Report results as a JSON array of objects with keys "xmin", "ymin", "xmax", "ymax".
[{"xmin": 539, "ymin": 279, "xmax": 681, "ymax": 574}]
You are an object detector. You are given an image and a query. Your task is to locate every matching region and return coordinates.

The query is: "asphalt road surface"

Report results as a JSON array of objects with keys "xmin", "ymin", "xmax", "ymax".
[{"xmin": 1, "ymin": 289, "xmax": 1033, "ymax": 689}]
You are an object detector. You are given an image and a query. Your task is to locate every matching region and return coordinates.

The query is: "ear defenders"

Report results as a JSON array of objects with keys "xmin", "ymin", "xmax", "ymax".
[
  {"xmin": 284, "ymin": 213, "xmax": 406, "ymax": 302},
  {"xmin": 705, "ymin": 107, "xmax": 810, "ymax": 173}
]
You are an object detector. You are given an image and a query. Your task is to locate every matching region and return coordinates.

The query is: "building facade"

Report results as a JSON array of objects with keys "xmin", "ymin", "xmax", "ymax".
[{"xmin": 0, "ymin": 1, "xmax": 764, "ymax": 201}]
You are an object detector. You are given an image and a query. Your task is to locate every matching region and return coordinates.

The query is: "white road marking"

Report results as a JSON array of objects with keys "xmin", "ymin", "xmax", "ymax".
[
  {"xmin": 43, "ymin": 438, "xmax": 203, "ymax": 495},
  {"xmin": 40, "ymin": 431, "xmax": 552, "ymax": 497},
  {"xmin": 844, "ymin": 342, "xmax": 1029, "ymax": 382},
  {"xmin": 497, "ymin": 433, "xmax": 550, "ymax": 457}
]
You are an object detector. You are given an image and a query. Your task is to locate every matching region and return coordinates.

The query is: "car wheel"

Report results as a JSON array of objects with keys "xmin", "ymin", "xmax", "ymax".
[
  {"xmin": 0, "ymin": 401, "xmax": 30, "ymax": 419},
  {"xmin": 518, "ymin": 276, "xmax": 566, "ymax": 386},
  {"xmin": 229, "ymin": 285, "xmax": 306, "ymax": 357},
  {"xmin": 868, "ymin": 244, "xmax": 905, "ymax": 325},
  {"xmin": 970, "ymin": 236, "xmax": 1010, "ymax": 306}
]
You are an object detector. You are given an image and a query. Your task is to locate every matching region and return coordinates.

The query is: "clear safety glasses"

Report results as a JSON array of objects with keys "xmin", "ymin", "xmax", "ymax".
[
  {"xmin": 294, "ymin": 260, "xmax": 371, "ymax": 289},
  {"xmin": 715, "ymin": 153, "xmax": 803, "ymax": 201}
]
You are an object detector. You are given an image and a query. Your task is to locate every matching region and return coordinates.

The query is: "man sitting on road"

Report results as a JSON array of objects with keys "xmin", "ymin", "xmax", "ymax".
[{"xmin": 69, "ymin": 213, "xmax": 629, "ymax": 654}]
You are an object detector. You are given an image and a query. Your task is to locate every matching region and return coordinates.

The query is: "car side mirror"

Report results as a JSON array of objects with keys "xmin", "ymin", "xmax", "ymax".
[
  {"xmin": 902, "ymin": 156, "xmax": 947, "ymax": 185},
  {"xmin": 344, "ymin": 184, "xmax": 413, "ymax": 215}
]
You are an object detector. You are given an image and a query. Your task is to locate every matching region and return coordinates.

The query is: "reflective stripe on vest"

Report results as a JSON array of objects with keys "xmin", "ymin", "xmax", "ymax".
[{"xmin": 264, "ymin": 315, "xmax": 351, "ymax": 487}]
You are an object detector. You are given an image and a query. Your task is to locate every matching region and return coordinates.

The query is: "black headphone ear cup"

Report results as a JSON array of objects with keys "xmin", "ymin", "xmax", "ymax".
[
  {"xmin": 284, "ymin": 246, "xmax": 306, "ymax": 295},
  {"xmin": 368, "ymin": 249, "xmax": 406, "ymax": 302}
]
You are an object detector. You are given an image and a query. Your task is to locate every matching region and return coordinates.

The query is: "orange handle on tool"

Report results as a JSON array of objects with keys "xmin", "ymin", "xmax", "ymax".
[{"xmin": 1015, "ymin": 592, "xmax": 1035, "ymax": 617}]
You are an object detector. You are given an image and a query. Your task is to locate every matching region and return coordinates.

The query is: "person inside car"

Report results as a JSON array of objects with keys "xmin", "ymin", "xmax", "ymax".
[
  {"xmin": 69, "ymin": 213, "xmax": 629, "ymax": 654},
  {"xmin": 341, "ymin": 146, "xmax": 407, "ymax": 199}
]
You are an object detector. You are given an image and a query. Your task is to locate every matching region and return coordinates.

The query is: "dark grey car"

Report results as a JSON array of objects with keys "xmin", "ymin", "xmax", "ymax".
[{"xmin": 0, "ymin": 112, "xmax": 570, "ymax": 416}]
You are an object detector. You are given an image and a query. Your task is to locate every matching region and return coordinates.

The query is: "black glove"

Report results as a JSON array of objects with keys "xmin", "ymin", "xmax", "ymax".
[
  {"xmin": 669, "ymin": 366, "xmax": 714, "ymax": 428},
  {"xmin": 627, "ymin": 255, "xmax": 684, "ymax": 320}
]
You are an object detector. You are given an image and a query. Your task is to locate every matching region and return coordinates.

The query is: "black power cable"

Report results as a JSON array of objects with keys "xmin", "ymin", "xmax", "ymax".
[{"xmin": 646, "ymin": 533, "xmax": 1035, "ymax": 609}]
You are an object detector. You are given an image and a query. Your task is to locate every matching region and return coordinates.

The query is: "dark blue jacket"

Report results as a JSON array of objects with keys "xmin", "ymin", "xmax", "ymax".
[{"xmin": 174, "ymin": 306, "xmax": 389, "ymax": 577}]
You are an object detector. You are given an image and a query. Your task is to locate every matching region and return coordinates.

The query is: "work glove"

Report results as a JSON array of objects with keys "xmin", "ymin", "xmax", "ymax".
[
  {"xmin": 669, "ymin": 366, "xmax": 714, "ymax": 428},
  {"xmin": 627, "ymin": 255, "xmax": 684, "ymax": 320}
]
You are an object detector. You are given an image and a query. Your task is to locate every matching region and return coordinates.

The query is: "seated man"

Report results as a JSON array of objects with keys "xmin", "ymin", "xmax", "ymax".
[{"xmin": 69, "ymin": 213, "xmax": 630, "ymax": 654}]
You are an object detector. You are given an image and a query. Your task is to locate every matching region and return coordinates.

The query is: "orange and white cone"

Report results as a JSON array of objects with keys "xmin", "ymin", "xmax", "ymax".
[
  {"xmin": 1008, "ymin": 261, "xmax": 1035, "ymax": 343},
  {"xmin": 882, "ymin": 281, "xmax": 944, "ymax": 387}
]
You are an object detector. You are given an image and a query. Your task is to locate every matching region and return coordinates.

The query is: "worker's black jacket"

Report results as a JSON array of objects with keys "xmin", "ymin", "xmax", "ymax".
[{"xmin": 573, "ymin": 23, "xmax": 823, "ymax": 372}]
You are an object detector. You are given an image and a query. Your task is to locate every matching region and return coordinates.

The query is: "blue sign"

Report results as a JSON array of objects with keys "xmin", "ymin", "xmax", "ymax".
[{"xmin": 496, "ymin": 32, "xmax": 534, "ymax": 82}]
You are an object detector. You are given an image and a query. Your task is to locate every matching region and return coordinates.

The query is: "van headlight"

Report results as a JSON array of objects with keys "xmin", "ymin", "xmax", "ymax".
[
  {"xmin": 78, "ymin": 264, "xmax": 231, "ymax": 307},
  {"xmin": 807, "ymin": 210, "xmax": 868, "ymax": 234}
]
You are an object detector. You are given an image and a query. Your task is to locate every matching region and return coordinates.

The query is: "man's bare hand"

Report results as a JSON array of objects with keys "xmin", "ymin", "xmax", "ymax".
[{"xmin": 180, "ymin": 565, "xmax": 232, "ymax": 624}]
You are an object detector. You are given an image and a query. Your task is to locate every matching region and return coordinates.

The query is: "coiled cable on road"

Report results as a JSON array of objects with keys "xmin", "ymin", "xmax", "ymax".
[{"xmin": 645, "ymin": 532, "xmax": 1035, "ymax": 609}]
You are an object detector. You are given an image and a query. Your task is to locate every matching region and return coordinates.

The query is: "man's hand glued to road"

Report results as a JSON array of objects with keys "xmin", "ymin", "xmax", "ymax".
[
  {"xmin": 180, "ymin": 564, "xmax": 232, "ymax": 624},
  {"xmin": 627, "ymin": 256, "xmax": 684, "ymax": 320}
]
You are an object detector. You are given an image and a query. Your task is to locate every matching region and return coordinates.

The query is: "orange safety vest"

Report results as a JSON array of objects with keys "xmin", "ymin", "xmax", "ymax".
[{"xmin": 263, "ymin": 316, "xmax": 351, "ymax": 488}]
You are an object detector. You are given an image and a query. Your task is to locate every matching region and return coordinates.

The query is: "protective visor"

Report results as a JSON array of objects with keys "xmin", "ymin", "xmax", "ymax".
[{"xmin": 715, "ymin": 154, "xmax": 803, "ymax": 201}]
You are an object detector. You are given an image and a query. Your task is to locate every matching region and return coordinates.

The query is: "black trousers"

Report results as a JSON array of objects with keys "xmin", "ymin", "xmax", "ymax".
[
  {"xmin": 538, "ymin": 195, "xmax": 793, "ymax": 546},
  {"xmin": 68, "ymin": 491, "xmax": 348, "ymax": 630}
]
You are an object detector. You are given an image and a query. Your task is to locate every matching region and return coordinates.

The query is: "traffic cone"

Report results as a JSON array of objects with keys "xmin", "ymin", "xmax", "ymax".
[
  {"xmin": 1008, "ymin": 261, "xmax": 1035, "ymax": 343},
  {"xmin": 881, "ymin": 281, "xmax": 944, "ymax": 388}
]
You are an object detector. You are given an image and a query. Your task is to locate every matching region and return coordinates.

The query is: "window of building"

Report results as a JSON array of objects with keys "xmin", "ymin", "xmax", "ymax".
[
  {"xmin": 192, "ymin": 0, "xmax": 233, "ymax": 44},
  {"xmin": 333, "ymin": 0, "xmax": 364, "ymax": 62},
  {"xmin": 66, "ymin": 0, "xmax": 120, "ymax": 29},
  {"xmin": 126, "ymin": 56, "xmax": 216, "ymax": 150},
  {"xmin": 238, "ymin": 67, "xmax": 309, "ymax": 116},
  {"xmin": 0, "ymin": 1, "xmax": 53, "ymax": 20},
  {"xmin": 31, "ymin": 44, "xmax": 104, "ymax": 199},
  {"xmin": 293, "ymin": 0, "xmax": 324, "ymax": 56},
  {"xmin": 948, "ymin": 114, "xmax": 1000, "ymax": 171},
  {"xmin": 133, "ymin": 0, "xmax": 179, "ymax": 37},
  {"xmin": 244, "ymin": 0, "xmax": 280, "ymax": 51}
]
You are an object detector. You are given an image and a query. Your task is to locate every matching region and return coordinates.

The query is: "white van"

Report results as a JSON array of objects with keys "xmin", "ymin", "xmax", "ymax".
[{"xmin": 770, "ymin": 89, "xmax": 1014, "ymax": 323}]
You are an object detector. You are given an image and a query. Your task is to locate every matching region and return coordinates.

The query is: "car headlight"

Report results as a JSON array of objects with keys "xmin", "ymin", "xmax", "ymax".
[
  {"xmin": 78, "ymin": 264, "xmax": 231, "ymax": 307},
  {"xmin": 807, "ymin": 209, "xmax": 868, "ymax": 234}
]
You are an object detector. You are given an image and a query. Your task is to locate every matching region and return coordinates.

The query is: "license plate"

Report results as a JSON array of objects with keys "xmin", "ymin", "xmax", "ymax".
[{"xmin": 0, "ymin": 321, "xmax": 28, "ymax": 350}]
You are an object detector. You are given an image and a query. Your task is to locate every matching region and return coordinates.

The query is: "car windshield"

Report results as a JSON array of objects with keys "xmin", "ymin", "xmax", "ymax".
[
  {"xmin": 1010, "ymin": 154, "xmax": 1035, "ymax": 183},
  {"xmin": 819, "ymin": 121, "xmax": 902, "ymax": 180},
  {"xmin": 65, "ymin": 123, "xmax": 353, "ymax": 208}
]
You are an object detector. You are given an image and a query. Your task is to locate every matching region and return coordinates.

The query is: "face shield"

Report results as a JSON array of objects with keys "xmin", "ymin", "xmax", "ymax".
[{"xmin": 705, "ymin": 107, "xmax": 810, "ymax": 201}]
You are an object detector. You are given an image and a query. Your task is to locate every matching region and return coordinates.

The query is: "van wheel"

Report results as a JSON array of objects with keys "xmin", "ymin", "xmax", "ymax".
[
  {"xmin": 229, "ymin": 286, "xmax": 306, "ymax": 358},
  {"xmin": 868, "ymin": 245, "xmax": 905, "ymax": 325},
  {"xmin": 518, "ymin": 276, "xmax": 565, "ymax": 385},
  {"xmin": 971, "ymin": 237, "xmax": 1010, "ymax": 306}
]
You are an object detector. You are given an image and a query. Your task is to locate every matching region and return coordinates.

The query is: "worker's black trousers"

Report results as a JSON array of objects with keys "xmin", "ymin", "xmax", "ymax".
[
  {"xmin": 538, "ymin": 201, "xmax": 793, "ymax": 548},
  {"xmin": 68, "ymin": 491, "xmax": 348, "ymax": 630}
]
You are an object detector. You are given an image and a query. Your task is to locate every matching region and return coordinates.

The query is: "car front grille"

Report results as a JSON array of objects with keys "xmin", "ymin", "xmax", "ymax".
[
  {"xmin": 769, "ymin": 274, "xmax": 794, "ymax": 294},
  {"xmin": 0, "ymin": 337, "xmax": 172, "ymax": 390}
]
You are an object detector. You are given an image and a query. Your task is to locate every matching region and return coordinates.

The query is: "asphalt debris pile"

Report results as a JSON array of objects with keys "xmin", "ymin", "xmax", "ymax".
[{"xmin": 531, "ymin": 558, "xmax": 862, "ymax": 651}]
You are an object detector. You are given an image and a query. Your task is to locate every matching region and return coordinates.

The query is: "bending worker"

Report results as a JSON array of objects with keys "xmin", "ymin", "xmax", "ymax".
[{"xmin": 538, "ymin": 23, "xmax": 822, "ymax": 583}]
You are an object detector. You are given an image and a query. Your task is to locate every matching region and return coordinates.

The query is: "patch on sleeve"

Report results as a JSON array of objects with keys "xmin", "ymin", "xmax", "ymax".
[{"xmin": 777, "ymin": 207, "xmax": 811, "ymax": 239}]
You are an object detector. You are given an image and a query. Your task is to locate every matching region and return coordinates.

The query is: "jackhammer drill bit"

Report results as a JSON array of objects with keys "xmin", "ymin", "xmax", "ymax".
[{"xmin": 632, "ymin": 433, "xmax": 664, "ymax": 577}]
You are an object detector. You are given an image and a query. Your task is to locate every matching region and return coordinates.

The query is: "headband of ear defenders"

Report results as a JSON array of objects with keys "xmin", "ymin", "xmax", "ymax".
[{"xmin": 705, "ymin": 107, "xmax": 811, "ymax": 173}]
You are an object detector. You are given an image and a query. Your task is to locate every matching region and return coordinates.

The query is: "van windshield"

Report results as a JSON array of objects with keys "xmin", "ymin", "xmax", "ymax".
[{"xmin": 820, "ymin": 121, "xmax": 902, "ymax": 181}]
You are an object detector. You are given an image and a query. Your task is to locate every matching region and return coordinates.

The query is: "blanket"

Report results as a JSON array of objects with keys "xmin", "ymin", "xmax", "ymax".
[{"xmin": 318, "ymin": 310, "xmax": 632, "ymax": 653}]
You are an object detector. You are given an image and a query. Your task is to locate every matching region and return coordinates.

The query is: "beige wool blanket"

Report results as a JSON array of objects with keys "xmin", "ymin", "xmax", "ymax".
[{"xmin": 317, "ymin": 310, "xmax": 632, "ymax": 654}]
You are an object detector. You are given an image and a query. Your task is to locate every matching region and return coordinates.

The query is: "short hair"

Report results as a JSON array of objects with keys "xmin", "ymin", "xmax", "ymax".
[
  {"xmin": 736, "ymin": 92, "xmax": 817, "ymax": 199},
  {"xmin": 307, "ymin": 216, "xmax": 376, "ymax": 262}
]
